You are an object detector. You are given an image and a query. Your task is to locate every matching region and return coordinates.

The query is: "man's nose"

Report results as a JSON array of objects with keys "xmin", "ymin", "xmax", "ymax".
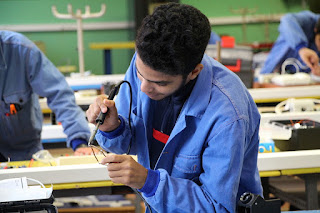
[{"xmin": 140, "ymin": 80, "xmax": 153, "ymax": 93}]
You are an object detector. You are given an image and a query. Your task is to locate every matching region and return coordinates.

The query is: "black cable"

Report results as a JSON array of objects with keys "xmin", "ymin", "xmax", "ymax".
[
  {"xmin": 109, "ymin": 80, "xmax": 152, "ymax": 212},
  {"xmin": 116, "ymin": 80, "xmax": 132, "ymax": 131},
  {"xmin": 132, "ymin": 187, "xmax": 152, "ymax": 213},
  {"xmin": 113, "ymin": 80, "xmax": 132, "ymax": 154}
]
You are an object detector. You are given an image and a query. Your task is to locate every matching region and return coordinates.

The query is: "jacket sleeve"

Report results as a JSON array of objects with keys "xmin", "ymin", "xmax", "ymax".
[
  {"xmin": 279, "ymin": 11, "xmax": 319, "ymax": 50},
  {"xmin": 142, "ymin": 119, "xmax": 255, "ymax": 213},
  {"xmin": 26, "ymin": 45, "xmax": 91, "ymax": 146}
]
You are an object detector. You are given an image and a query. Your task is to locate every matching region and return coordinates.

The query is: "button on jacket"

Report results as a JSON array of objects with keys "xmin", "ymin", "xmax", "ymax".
[{"xmin": 96, "ymin": 53, "xmax": 263, "ymax": 212}]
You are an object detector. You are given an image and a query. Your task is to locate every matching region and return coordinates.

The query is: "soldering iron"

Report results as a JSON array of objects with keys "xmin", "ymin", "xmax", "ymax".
[{"xmin": 88, "ymin": 82, "xmax": 121, "ymax": 146}]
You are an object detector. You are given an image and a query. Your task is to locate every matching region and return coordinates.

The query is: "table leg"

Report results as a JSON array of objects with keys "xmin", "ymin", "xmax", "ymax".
[
  {"xmin": 261, "ymin": 177, "xmax": 270, "ymax": 199},
  {"xmin": 104, "ymin": 49, "xmax": 112, "ymax": 74},
  {"xmin": 301, "ymin": 174, "xmax": 319, "ymax": 210}
]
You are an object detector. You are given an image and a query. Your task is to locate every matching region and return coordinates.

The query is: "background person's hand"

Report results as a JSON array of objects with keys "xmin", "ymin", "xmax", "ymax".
[
  {"xmin": 101, "ymin": 154, "xmax": 148, "ymax": 189},
  {"xmin": 299, "ymin": 47, "xmax": 320, "ymax": 75},
  {"xmin": 74, "ymin": 146, "xmax": 100, "ymax": 156},
  {"xmin": 311, "ymin": 64, "xmax": 320, "ymax": 76}
]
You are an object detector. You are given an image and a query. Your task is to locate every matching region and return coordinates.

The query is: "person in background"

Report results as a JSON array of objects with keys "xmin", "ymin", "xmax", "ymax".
[
  {"xmin": 86, "ymin": 3, "xmax": 262, "ymax": 212},
  {"xmin": 209, "ymin": 31, "xmax": 221, "ymax": 45},
  {"xmin": 260, "ymin": 11, "xmax": 320, "ymax": 75},
  {"xmin": 0, "ymin": 30, "xmax": 94, "ymax": 161}
]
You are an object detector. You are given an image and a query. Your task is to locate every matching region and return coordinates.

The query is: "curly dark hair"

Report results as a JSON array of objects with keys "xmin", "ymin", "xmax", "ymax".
[{"xmin": 136, "ymin": 3, "xmax": 211, "ymax": 77}]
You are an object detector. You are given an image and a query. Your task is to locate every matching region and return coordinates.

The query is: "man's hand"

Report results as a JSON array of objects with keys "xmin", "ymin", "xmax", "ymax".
[
  {"xmin": 299, "ymin": 47, "xmax": 320, "ymax": 76},
  {"xmin": 101, "ymin": 154, "xmax": 148, "ymax": 189},
  {"xmin": 86, "ymin": 95, "xmax": 121, "ymax": 132}
]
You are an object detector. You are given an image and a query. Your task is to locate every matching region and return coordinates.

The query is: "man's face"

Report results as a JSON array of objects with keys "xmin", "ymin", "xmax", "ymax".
[
  {"xmin": 135, "ymin": 54, "xmax": 186, "ymax": 101},
  {"xmin": 315, "ymin": 34, "xmax": 320, "ymax": 52}
]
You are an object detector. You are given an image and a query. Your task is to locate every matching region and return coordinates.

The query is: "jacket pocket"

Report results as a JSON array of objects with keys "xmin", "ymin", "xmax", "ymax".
[
  {"xmin": 171, "ymin": 154, "xmax": 202, "ymax": 180},
  {"xmin": 3, "ymin": 89, "xmax": 31, "ymax": 105},
  {"xmin": 1, "ymin": 92, "xmax": 41, "ymax": 146}
]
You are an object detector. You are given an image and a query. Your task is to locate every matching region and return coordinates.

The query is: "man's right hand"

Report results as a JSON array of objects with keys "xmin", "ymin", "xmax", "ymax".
[
  {"xmin": 298, "ymin": 47, "xmax": 320, "ymax": 76},
  {"xmin": 86, "ymin": 95, "xmax": 121, "ymax": 132}
]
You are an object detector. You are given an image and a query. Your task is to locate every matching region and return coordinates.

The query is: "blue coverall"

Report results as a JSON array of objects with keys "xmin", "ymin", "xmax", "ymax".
[
  {"xmin": 96, "ymin": 53, "xmax": 263, "ymax": 212},
  {"xmin": 0, "ymin": 31, "xmax": 91, "ymax": 161},
  {"xmin": 260, "ymin": 11, "xmax": 320, "ymax": 74}
]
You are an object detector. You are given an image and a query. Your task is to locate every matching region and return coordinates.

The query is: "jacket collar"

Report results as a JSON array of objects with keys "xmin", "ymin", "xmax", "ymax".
[
  {"xmin": 166, "ymin": 54, "xmax": 213, "ymax": 144},
  {"xmin": 182, "ymin": 54, "xmax": 212, "ymax": 119}
]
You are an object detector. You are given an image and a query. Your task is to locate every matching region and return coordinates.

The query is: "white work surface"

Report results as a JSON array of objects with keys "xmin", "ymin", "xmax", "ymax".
[
  {"xmin": 257, "ymin": 149, "xmax": 320, "ymax": 171},
  {"xmin": 65, "ymin": 74, "xmax": 124, "ymax": 87},
  {"xmin": 0, "ymin": 150, "xmax": 319, "ymax": 185},
  {"xmin": 248, "ymin": 85, "xmax": 320, "ymax": 103},
  {"xmin": 41, "ymin": 123, "xmax": 95, "ymax": 141},
  {"xmin": 0, "ymin": 164, "xmax": 109, "ymax": 185},
  {"xmin": 39, "ymin": 96, "xmax": 97, "ymax": 110},
  {"xmin": 39, "ymin": 78, "xmax": 320, "ymax": 109}
]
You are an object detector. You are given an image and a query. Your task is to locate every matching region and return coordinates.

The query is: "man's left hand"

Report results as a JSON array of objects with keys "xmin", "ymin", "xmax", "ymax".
[{"xmin": 101, "ymin": 154, "xmax": 148, "ymax": 189}]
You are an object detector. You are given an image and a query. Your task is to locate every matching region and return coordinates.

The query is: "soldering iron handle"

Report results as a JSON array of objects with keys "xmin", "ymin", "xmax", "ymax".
[
  {"xmin": 107, "ymin": 84, "xmax": 120, "ymax": 100},
  {"xmin": 95, "ymin": 84, "xmax": 121, "ymax": 125}
]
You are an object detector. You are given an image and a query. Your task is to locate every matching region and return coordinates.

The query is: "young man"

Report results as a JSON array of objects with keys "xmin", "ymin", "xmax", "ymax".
[
  {"xmin": 87, "ymin": 3, "xmax": 262, "ymax": 212},
  {"xmin": 0, "ymin": 30, "xmax": 94, "ymax": 161},
  {"xmin": 260, "ymin": 11, "xmax": 320, "ymax": 75}
]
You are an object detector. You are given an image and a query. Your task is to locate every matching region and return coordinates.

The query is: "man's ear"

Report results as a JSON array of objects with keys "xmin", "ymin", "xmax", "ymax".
[{"xmin": 188, "ymin": 64, "xmax": 203, "ymax": 80}]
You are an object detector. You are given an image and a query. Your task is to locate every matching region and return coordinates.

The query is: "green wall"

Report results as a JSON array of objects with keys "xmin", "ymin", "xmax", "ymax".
[
  {"xmin": 0, "ymin": 0, "xmax": 308, "ymax": 75},
  {"xmin": 0, "ymin": 0, "xmax": 134, "ymax": 75},
  {"xmin": 181, "ymin": 0, "xmax": 307, "ymax": 43}
]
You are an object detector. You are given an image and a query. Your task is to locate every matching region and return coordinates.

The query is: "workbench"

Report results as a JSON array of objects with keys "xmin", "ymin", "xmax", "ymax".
[
  {"xmin": 0, "ymin": 150, "xmax": 319, "ymax": 211},
  {"xmin": 248, "ymin": 85, "xmax": 320, "ymax": 104},
  {"xmin": 258, "ymin": 150, "xmax": 320, "ymax": 210}
]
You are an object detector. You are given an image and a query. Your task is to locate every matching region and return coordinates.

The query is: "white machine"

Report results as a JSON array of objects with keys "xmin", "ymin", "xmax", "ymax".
[
  {"xmin": 0, "ymin": 177, "xmax": 52, "ymax": 202},
  {"xmin": 259, "ymin": 98, "xmax": 320, "ymax": 151}
]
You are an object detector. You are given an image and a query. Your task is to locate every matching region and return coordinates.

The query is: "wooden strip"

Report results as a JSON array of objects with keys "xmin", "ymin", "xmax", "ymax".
[
  {"xmin": 90, "ymin": 42, "xmax": 135, "ymax": 49},
  {"xmin": 259, "ymin": 171, "xmax": 281, "ymax": 177},
  {"xmin": 280, "ymin": 168, "xmax": 320, "ymax": 176},
  {"xmin": 46, "ymin": 180, "xmax": 122, "ymax": 190}
]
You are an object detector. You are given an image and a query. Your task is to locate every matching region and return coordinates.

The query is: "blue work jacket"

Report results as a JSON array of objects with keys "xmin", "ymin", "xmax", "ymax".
[
  {"xmin": 0, "ymin": 31, "xmax": 90, "ymax": 161},
  {"xmin": 261, "ymin": 11, "xmax": 320, "ymax": 74},
  {"xmin": 96, "ymin": 53, "xmax": 262, "ymax": 212}
]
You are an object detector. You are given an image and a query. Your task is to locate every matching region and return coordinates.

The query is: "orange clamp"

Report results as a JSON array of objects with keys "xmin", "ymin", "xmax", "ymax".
[{"xmin": 10, "ymin": 104, "xmax": 17, "ymax": 115}]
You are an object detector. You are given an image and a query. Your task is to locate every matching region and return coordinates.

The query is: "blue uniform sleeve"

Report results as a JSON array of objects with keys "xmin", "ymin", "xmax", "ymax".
[
  {"xmin": 98, "ymin": 115, "xmax": 126, "ymax": 139},
  {"xmin": 26, "ymin": 46, "xmax": 91, "ymax": 147},
  {"xmin": 278, "ymin": 11, "xmax": 320, "ymax": 50},
  {"xmin": 260, "ymin": 11, "xmax": 320, "ymax": 74},
  {"xmin": 208, "ymin": 31, "xmax": 221, "ymax": 45},
  {"xmin": 138, "ymin": 169, "xmax": 160, "ymax": 197}
]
